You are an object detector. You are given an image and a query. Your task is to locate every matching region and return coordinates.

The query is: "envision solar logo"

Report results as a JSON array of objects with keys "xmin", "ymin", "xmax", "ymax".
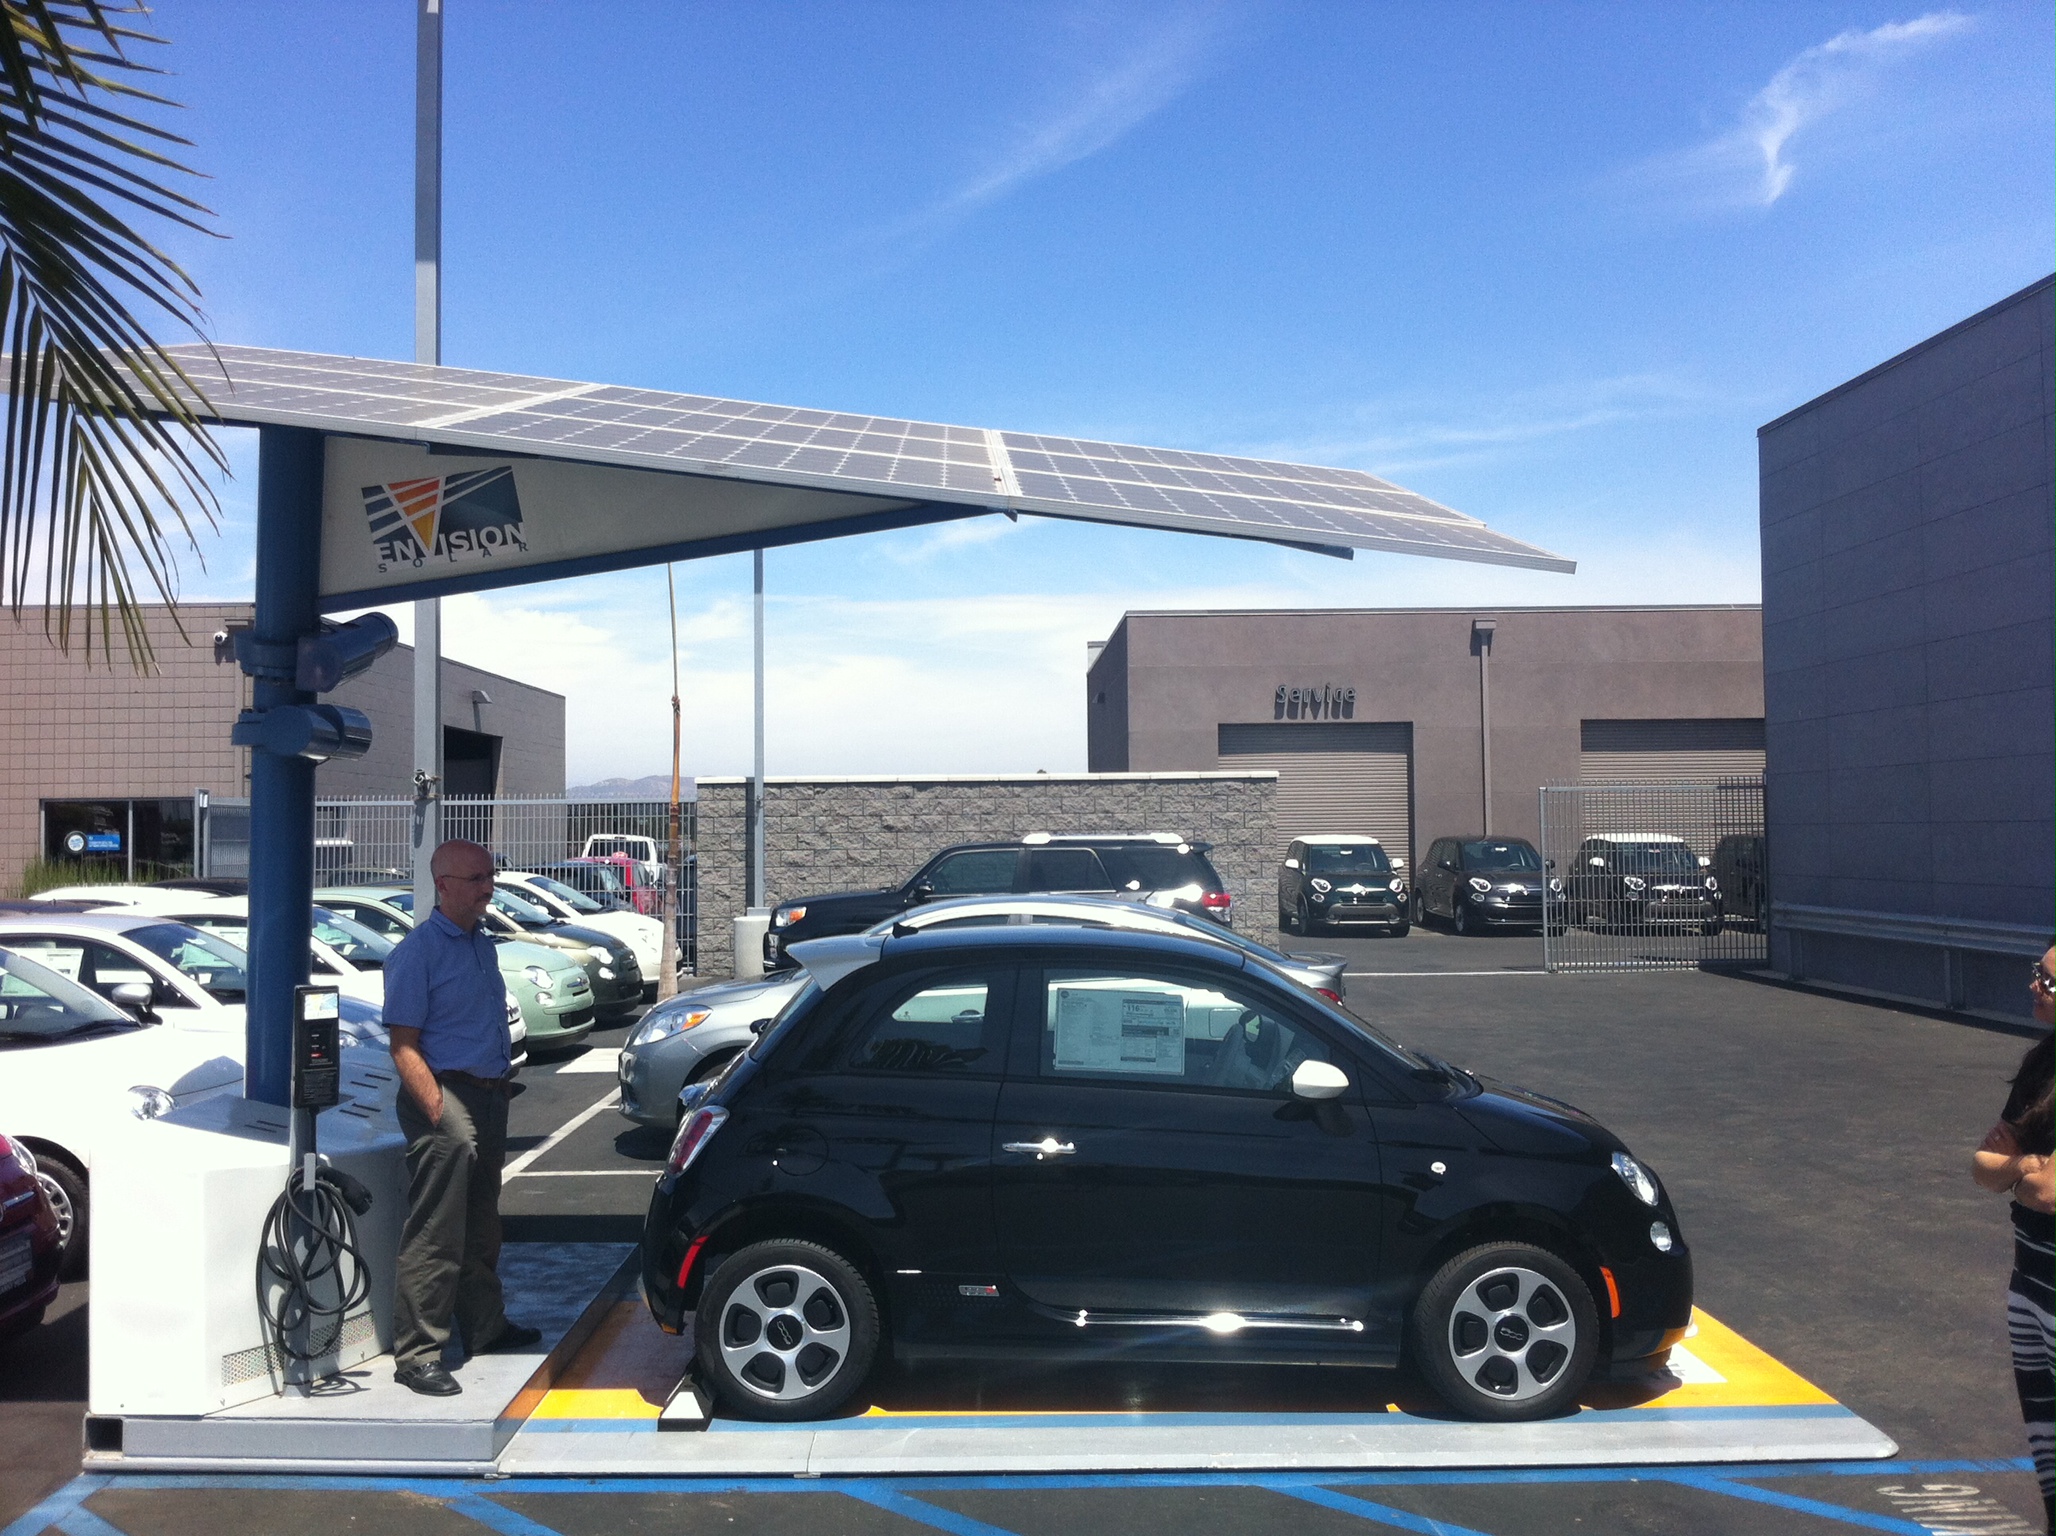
[{"xmin": 362, "ymin": 466, "xmax": 527, "ymax": 569}]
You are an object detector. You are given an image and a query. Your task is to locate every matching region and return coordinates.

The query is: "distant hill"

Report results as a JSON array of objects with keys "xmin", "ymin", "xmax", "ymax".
[{"xmin": 566, "ymin": 774, "xmax": 697, "ymax": 801}]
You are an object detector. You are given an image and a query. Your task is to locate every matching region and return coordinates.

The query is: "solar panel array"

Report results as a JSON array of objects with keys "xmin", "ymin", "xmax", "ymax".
[{"xmin": 156, "ymin": 345, "xmax": 1572, "ymax": 571}]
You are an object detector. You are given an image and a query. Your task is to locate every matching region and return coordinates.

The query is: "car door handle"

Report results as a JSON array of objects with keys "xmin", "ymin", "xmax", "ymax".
[{"xmin": 1002, "ymin": 1138, "xmax": 1077, "ymax": 1159}]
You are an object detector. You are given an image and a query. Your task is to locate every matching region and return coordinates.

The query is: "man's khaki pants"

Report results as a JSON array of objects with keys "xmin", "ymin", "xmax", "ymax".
[{"xmin": 394, "ymin": 1076, "xmax": 510, "ymax": 1368}]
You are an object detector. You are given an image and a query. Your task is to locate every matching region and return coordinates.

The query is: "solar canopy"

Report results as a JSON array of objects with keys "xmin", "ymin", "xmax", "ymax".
[{"xmin": 157, "ymin": 345, "xmax": 1574, "ymax": 609}]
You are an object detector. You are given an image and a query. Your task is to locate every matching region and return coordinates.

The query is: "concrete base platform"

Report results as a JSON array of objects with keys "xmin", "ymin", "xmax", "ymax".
[
  {"xmin": 500, "ymin": 1302, "xmax": 1897, "ymax": 1475},
  {"xmin": 86, "ymin": 1244, "xmax": 635, "ymax": 1474}
]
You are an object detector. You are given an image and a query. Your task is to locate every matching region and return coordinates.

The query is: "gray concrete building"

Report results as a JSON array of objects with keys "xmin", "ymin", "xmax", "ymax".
[
  {"xmin": 1087, "ymin": 606, "xmax": 1765, "ymax": 866},
  {"xmin": 1, "ymin": 604, "xmax": 564, "ymax": 893},
  {"xmin": 1758, "ymin": 274, "xmax": 2053, "ymax": 1019}
]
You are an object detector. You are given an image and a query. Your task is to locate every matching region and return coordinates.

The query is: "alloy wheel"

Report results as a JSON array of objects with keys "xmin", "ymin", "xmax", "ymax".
[
  {"xmin": 1445, "ymin": 1265, "xmax": 1577, "ymax": 1403},
  {"xmin": 36, "ymin": 1170, "xmax": 72, "ymax": 1253},
  {"xmin": 717, "ymin": 1263, "xmax": 853, "ymax": 1403}
]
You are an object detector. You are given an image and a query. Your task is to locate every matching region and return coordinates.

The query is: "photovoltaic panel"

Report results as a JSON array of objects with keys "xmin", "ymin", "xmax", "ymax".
[{"xmin": 151, "ymin": 345, "xmax": 1573, "ymax": 572}]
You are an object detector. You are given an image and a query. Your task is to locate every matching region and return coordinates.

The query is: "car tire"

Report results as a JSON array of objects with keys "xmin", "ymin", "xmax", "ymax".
[
  {"xmin": 1279, "ymin": 902, "xmax": 1298, "ymax": 935},
  {"xmin": 1296, "ymin": 898, "xmax": 1318, "ymax": 937},
  {"xmin": 1411, "ymin": 1241, "xmax": 1598, "ymax": 1422},
  {"xmin": 1700, "ymin": 918, "xmax": 1723, "ymax": 938},
  {"xmin": 1410, "ymin": 891, "xmax": 1425, "ymax": 926},
  {"xmin": 35, "ymin": 1155, "xmax": 87, "ymax": 1281},
  {"xmin": 1453, "ymin": 901, "xmax": 1472, "ymax": 937},
  {"xmin": 695, "ymin": 1239, "xmax": 880, "ymax": 1422},
  {"xmin": 1391, "ymin": 920, "xmax": 1411, "ymax": 938}
]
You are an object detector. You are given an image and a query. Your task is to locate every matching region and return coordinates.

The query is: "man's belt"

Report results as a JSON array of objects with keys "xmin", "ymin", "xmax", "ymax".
[{"xmin": 435, "ymin": 1068, "xmax": 516, "ymax": 1093}]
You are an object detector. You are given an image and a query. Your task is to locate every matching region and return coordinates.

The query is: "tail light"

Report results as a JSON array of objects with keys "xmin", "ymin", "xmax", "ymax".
[
  {"xmin": 665, "ymin": 1106, "xmax": 729, "ymax": 1179},
  {"xmin": 1200, "ymin": 890, "xmax": 1232, "ymax": 915},
  {"xmin": 1316, "ymin": 988, "xmax": 1341, "ymax": 1004}
]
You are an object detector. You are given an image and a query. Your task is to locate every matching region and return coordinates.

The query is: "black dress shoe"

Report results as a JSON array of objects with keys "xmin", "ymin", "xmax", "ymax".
[
  {"xmin": 395, "ymin": 1359, "xmax": 462, "ymax": 1396},
  {"xmin": 475, "ymin": 1322, "xmax": 543, "ymax": 1355}
]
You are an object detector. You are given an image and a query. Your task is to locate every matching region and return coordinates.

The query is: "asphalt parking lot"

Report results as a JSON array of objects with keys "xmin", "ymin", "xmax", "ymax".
[{"xmin": 4, "ymin": 929, "xmax": 2045, "ymax": 1535}]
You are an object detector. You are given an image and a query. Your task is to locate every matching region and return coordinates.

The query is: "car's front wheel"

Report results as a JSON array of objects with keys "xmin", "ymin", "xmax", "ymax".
[
  {"xmin": 1453, "ymin": 901, "xmax": 1473, "ymax": 936},
  {"xmin": 35, "ymin": 1154, "xmax": 87, "ymax": 1281},
  {"xmin": 695, "ymin": 1240, "xmax": 880, "ymax": 1421},
  {"xmin": 1296, "ymin": 898, "xmax": 1318, "ymax": 936},
  {"xmin": 1390, "ymin": 919, "xmax": 1411, "ymax": 937},
  {"xmin": 1411, "ymin": 1242, "xmax": 1598, "ymax": 1422}
]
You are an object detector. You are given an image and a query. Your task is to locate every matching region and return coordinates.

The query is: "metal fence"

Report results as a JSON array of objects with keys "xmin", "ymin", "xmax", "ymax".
[
  {"xmin": 1539, "ymin": 780, "xmax": 1767, "ymax": 972},
  {"xmin": 199, "ymin": 795, "xmax": 699, "ymax": 970}
]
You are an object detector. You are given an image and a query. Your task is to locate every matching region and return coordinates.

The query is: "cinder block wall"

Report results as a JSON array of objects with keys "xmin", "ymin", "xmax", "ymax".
[{"xmin": 693, "ymin": 773, "xmax": 1278, "ymax": 976}]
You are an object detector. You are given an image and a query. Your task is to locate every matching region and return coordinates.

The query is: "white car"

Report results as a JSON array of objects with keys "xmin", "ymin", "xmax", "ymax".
[
  {"xmin": 0, "ymin": 939, "xmax": 244, "ymax": 1276},
  {"xmin": 498, "ymin": 870, "xmax": 664, "ymax": 987},
  {"xmin": 33, "ymin": 889, "xmax": 385, "ymax": 1008}
]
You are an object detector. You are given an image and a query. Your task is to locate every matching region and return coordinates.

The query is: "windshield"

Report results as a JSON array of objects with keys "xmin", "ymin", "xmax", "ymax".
[
  {"xmin": 1461, "ymin": 839, "xmax": 1542, "ymax": 872},
  {"xmin": 0, "ymin": 945, "xmax": 136, "ymax": 1042},
  {"xmin": 125, "ymin": 923, "xmax": 249, "ymax": 1002},
  {"xmin": 1306, "ymin": 843, "xmax": 1392, "ymax": 876},
  {"xmin": 312, "ymin": 907, "xmax": 395, "ymax": 967},
  {"xmin": 526, "ymin": 874, "xmax": 605, "ymax": 914},
  {"xmin": 1098, "ymin": 845, "xmax": 1214, "ymax": 892},
  {"xmin": 1602, "ymin": 841, "xmax": 1702, "ymax": 877},
  {"xmin": 489, "ymin": 888, "xmax": 556, "ymax": 926}
]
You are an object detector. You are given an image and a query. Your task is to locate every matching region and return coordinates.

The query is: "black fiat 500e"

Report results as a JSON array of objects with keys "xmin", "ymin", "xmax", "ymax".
[{"xmin": 642, "ymin": 925, "xmax": 1691, "ymax": 1422}]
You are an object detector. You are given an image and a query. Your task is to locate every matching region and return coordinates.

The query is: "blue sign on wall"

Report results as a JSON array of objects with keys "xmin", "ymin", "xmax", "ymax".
[{"xmin": 84, "ymin": 832, "xmax": 122, "ymax": 853}]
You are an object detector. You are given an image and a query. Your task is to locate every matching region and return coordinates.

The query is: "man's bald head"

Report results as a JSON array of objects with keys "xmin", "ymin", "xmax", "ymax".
[{"xmin": 429, "ymin": 840, "xmax": 496, "ymax": 929}]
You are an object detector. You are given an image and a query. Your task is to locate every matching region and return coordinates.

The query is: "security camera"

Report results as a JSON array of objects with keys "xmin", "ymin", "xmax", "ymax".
[{"xmin": 296, "ymin": 613, "xmax": 400, "ymax": 692}]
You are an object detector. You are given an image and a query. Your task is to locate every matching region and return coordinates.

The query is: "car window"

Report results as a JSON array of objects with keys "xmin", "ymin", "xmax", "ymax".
[
  {"xmin": 1036, "ymin": 968, "xmax": 1333, "ymax": 1094},
  {"xmin": 490, "ymin": 888, "xmax": 554, "ymax": 924},
  {"xmin": 846, "ymin": 973, "xmax": 1004, "ymax": 1075},
  {"xmin": 125, "ymin": 923, "xmax": 248, "ymax": 1002},
  {"xmin": 1022, "ymin": 848, "xmax": 1114, "ymax": 893},
  {"xmin": 922, "ymin": 850, "xmax": 1018, "ymax": 896},
  {"xmin": 313, "ymin": 908, "xmax": 394, "ymax": 966},
  {"xmin": 1306, "ymin": 843, "xmax": 1392, "ymax": 877},
  {"xmin": 326, "ymin": 900, "xmax": 412, "ymax": 940},
  {"xmin": 526, "ymin": 875, "xmax": 606, "ymax": 914},
  {"xmin": 0, "ymin": 947, "xmax": 137, "ymax": 1040},
  {"xmin": 1098, "ymin": 845, "xmax": 1209, "ymax": 892},
  {"xmin": 1459, "ymin": 840, "xmax": 1541, "ymax": 873},
  {"xmin": 2, "ymin": 935, "xmax": 198, "ymax": 1008}
]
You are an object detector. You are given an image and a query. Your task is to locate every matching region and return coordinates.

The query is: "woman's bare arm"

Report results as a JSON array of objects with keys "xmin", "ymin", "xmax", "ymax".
[{"xmin": 1973, "ymin": 1119, "xmax": 2025, "ymax": 1192}]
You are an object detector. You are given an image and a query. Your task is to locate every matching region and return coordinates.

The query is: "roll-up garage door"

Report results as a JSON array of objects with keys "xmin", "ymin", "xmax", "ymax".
[
  {"xmin": 1579, "ymin": 718, "xmax": 1765, "ymax": 783},
  {"xmin": 1217, "ymin": 722, "xmax": 1413, "ymax": 865}
]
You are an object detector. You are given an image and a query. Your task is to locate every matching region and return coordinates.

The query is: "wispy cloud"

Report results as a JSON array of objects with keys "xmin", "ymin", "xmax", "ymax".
[
  {"xmin": 862, "ymin": 5, "xmax": 1229, "ymax": 254},
  {"xmin": 1633, "ymin": 12, "xmax": 1973, "ymax": 211}
]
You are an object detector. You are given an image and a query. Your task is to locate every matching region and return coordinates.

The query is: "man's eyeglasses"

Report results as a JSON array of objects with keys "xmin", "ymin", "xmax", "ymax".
[
  {"xmin": 438, "ymin": 872, "xmax": 495, "ymax": 886},
  {"xmin": 2033, "ymin": 961, "xmax": 2054, "ymax": 995}
]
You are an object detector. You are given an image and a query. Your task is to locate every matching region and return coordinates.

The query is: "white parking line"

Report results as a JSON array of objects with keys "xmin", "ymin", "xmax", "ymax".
[
  {"xmin": 504, "ymin": 1087, "xmax": 621, "ymax": 1180},
  {"xmin": 504, "ymin": 1168, "xmax": 653, "ymax": 1178},
  {"xmin": 555, "ymin": 1049, "xmax": 622, "ymax": 1073}
]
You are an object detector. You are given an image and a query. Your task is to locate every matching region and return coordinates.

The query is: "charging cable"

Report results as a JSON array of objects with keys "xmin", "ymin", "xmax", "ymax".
[{"xmin": 256, "ymin": 1154, "xmax": 375, "ymax": 1371}]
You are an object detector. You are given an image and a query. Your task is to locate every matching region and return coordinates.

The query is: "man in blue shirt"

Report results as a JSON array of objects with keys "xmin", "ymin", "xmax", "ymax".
[{"xmin": 385, "ymin": 839, "xmax": 540, "ymax": 1396}]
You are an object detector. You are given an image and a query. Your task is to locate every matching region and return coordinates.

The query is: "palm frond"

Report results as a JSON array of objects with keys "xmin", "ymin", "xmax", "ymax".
[{"xmin": 0, "ymin": 0, "xmax": 223, "ymax": 668}]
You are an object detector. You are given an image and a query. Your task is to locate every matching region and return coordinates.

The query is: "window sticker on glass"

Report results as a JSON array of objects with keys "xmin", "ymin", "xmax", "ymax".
[{"xmin": 1052, "ymin": 986, "xmax": 1186, "ymax": 1076}]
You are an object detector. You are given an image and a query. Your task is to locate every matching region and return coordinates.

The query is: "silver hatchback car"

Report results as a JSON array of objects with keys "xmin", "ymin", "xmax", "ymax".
[{"xmin": 615, "ymin": 893, "xmax": 1350, "ymax": 1128}]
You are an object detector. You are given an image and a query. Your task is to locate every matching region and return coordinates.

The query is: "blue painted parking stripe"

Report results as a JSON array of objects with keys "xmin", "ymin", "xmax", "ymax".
[
  {"xmin": 840, "ymin": 1486, "xmax": 1027, "ymax": 1536},
  {"xmin": 1664, "ymin": 1472, "xmax": 1934, "ymax": 1534},
  {"xmin": 53, "ymin": 1508, "xmax": 130, "ymax": 1536},
  {"xmin": 1, "ymin": 1476, "xmax": 111, "ymax": 1536},
  {"xmin": 1279, "ymin": 1485, "xmax": 1499, "ymax": 1534},
  {"xmin": 443, "ymin": 1495, "xmax": 570, "ymax": 1536}
]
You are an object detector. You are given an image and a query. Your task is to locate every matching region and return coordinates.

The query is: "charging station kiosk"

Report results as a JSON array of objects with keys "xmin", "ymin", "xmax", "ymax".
[{"xmin": 64, "ymin": 346, "xmax": 1894, "ymax": 1480}]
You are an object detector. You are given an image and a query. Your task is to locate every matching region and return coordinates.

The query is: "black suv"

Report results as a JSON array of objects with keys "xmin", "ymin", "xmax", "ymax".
[
  {"xmin": 1414, "ymin": 837, "xmax": 1550, "ymax": 934},
  {"xmin": 1278, "ymin": 837, "xmax": 1409, "ymax": 936},
  {"xmin": 764, "ymin": 834, "xmax": 1231, "ymax": 970},
  {"xmin": 1562, "ymin": 836, "xmax": 1721, "ymax": 935},
  {"xmin": 1711, "ymin": 835, "xmax": 1764, "ymax": 929},
  {"xmin": 644, "ymin": 924, "xmax": 1692, "ymax": 1423}
]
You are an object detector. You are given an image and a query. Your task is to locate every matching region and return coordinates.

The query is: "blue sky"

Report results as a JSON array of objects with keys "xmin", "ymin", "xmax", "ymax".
[{"xmin": 144, "ymin": 2, "xmax": 2051, "ymax": 781}]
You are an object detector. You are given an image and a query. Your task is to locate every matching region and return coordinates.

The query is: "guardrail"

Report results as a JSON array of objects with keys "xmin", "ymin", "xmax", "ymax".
[{"xmin": 1771, "ymin": 903, "xmax": 2049, "ymax": 958}]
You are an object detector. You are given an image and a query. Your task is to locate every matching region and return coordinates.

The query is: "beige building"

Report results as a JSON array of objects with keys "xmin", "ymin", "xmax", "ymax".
[{"xmin": 1, "ymin": 605, "xmax": 564, "ymax": 894}]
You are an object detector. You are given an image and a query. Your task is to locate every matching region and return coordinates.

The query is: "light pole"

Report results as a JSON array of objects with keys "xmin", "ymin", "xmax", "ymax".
[
  {"xmin": 749, "ymin": 548, "xmax": 766, "ymax": 911},
  {"xmin": 410, "ymin": 0, "xmax": 444, "ymax": 915}
]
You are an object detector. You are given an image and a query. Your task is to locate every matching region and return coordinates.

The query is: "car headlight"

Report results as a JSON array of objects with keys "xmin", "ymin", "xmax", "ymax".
[
  {"xmin": 771, "ymin": 906, "xmax": 806, "ymax": 929},
  {"xmin": 9, "ymin": 1139, "xmax": 36, "ymax": 1176},
  {"xmin": 1309, "ymin": 878, "xmax": 1332, "ymax": 894},
  {"xmin": 628, "ymin": 1007, "xmax": 711, "ymax": 1047},
  {"xmin": 128, "ymin": 1085, "xmax": 175, "ymax": 1121},
  {"xmin": 1548, "ymin": 877, "xmax": 1563, "ymax": 893},
  {"xmin": 1611, "ymin": 1151, "xmax": 1661, "ymax": 1206},
  {"xmin": 1622, "ymin": 875, "xmax": 1646, "ymax": 892},
  {"xmin": 1388, "ymin": 877, "xmax": 1405, "ymax": 893},
  {"xmin": 1467, "ymin": 876, "xmax": 1491, "ymax": 893},
  {"xmin": 1704, "ymin": 876, "xmax": 1719, "ymax": 891},
  {"xmin": 598, "ymin": 967, "xmax": 616, "ymax": 980},
  {"xmin": 585, "ymin": 946, "xmax": 612, "ymax": 962},
  {"xmin": 522, "ymin": 965, "xmax": 553, "ymax": 988}
]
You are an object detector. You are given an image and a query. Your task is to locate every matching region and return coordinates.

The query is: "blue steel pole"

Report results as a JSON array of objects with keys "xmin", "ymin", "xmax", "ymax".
[{"xmin": 245, "ymin": 425, "xmax": 326, "ymax": 1105}]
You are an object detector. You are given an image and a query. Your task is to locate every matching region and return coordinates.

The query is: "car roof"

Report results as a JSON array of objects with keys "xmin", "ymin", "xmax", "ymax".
[
  {"xmin": 1590, "ymin": 833, "xmax": 1687, "ymax": 843},
  {"xmin": 1298, "ymin": 835, "xmax": 1382, "ymax": 845},
  {"xmin": 0, "ymin": 910, "xmax": 201, "ymax": 936},
  {"xmin": 792, "ymin": 922, "xmax": 1254, "ymax": 992},
  {"xmin": 889, "ymin": 893, "xmax": 1188, "ymax": 933}
]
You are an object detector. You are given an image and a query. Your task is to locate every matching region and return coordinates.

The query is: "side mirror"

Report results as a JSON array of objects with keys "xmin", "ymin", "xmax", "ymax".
[
  {"xmin": 1588, "ymin": 858, "xmax": 1606, "ymax": 869},
  {"xmin": 1290, "ymin": 1059, "xmax": 1350, "ymax": 1101},
  {"xmin": 110, "ymin": 981, "xmax": 156, "ymax": 1019},
  {"xmin": 1437, "ymin": 859, "xmax": 1454, "ymax": 872},
  {"xmin": 748, "ymin": 1017, "xmax": 774, "ymax": 1036},
  {"xmin": 908, "ymin": 883, "xmax": 934, "ymax": 904},
  {"xmin": 1282, "ymin": 859, "xmax": 1299, "ymax": 871},
  {"xmin": 1697, "ymin": 855, "xmax": 1712, "ymax": 868},
  {"xmin": 1545, "ymin": 858, "xmax": 1556, "ymax": 871},
  {"xmin": 1390, "ymin": 859, "xmax": 1406, "ymax": 871}
]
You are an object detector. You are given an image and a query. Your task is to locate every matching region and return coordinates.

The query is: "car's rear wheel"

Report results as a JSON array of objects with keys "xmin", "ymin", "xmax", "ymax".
[
  {"xmin": 35, "ymin": 1154, "xmax": 87, "ymax": 1281},
  {"xmin": 1279, "ymin": 902, "xmax": 1298, "ymax": 934},
  {"xmin": 695, "ymin": 1240, "xmax": 879, "ymax": 1421},
  {"xmin": 1410, "ymin": 891, "xmax": 1425, "ymax": 926},
  {"xmin": 1411, "ymin": 1242, "xmax": 1597, "ymax": 1422}
]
